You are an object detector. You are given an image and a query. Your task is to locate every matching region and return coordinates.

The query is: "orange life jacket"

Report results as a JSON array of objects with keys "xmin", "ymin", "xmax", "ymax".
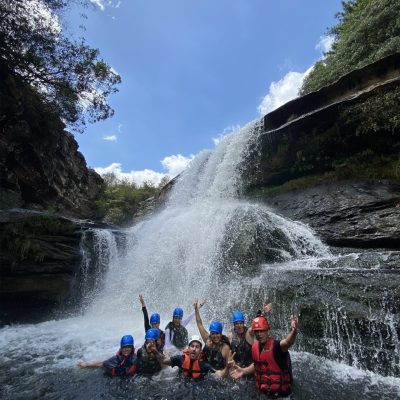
[
  {"xmin": 251, "ymin": 338, "xmax": 292, "ymax": 397},
  {"xmin": 181, "ymin": 349, "xmax": 202, "ymax": 380}
]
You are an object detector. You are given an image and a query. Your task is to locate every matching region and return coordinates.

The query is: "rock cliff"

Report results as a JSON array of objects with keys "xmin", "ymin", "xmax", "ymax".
[
  {"xmin": 247, "ymin": 53, "xmax": 400, "ymax": 249},
  {"xmin": 0, "ymin": 62, "xmax": 103, "ymax": 218},
  {"xmin": 0, "ymin": 62, "xmax": 105, "ymax": 324}
]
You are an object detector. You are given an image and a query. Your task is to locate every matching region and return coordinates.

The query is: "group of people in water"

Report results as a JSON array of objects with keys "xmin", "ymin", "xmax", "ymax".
[{"xmin": 79, "ymin": 295, "xmax": 298, "ymax": 399}]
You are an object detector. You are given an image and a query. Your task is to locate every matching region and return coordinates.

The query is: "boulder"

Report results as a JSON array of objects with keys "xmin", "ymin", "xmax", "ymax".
[
  {"xmin": 263, "ymin": 181, "xmax": 400, "ymax": 248},
  {"xmin": 0, "ymin": 210, "xmax": 82, "ymax": 324}
]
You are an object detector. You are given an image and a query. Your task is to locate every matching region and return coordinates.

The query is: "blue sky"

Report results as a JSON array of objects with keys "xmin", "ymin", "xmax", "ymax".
[{"xmin": 67, "ymin": 0, "xmax": 343, "ymax": 185}]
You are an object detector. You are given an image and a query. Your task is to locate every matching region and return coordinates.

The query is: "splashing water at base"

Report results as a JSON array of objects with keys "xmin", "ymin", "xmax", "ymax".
[{"xmin": 0, "ymin": 121, "xmax": 399, "ymax": 399}]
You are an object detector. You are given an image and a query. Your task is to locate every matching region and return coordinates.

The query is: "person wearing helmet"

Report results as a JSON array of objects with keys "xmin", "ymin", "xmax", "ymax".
[
  {"xmin": 193, "ymin": 300, "xmax": 230, "ymax": 370},
  {"xmin": 226, "ymin": 311, "xmax": 252, "ymax": 368},
  {"xmin": 78, "ymin": 334, "xmax": 137, "ymax": 377},
  {"xmin": 230, "ymin": 314, "xmax": 298, "ymax": 399},
  {"xmin": 164, "ymin": 300, "xmax": 206, "ymax": 351},
  {"xmin": 227, "ymin": 303, "xmax": 272, "ymax": 368},
  {"xmin": 136, "ymin": 328, "xmax": 164, "ymax": 376},
  {"xmin": 158, "ymin": 334, "xmax": 232, "ymax": 381},
  {"xmin": 138, "ymin": 294, "xmax": 165, "ymax": 349}
]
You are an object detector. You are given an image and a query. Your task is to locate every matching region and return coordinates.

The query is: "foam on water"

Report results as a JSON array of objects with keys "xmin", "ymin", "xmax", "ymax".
[{"xmin": 0, "ymin": 121, "xmax": 399, "ymax": 398}]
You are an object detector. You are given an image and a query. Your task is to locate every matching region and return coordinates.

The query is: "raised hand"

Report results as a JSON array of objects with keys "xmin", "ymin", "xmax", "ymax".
[
  {"xmin": 230, "ymin": 364, "xmax": 244, "ymax": 380},
  {"xmin": 199, "ymin": 299, "xmax": 207, "ymax": 308},
  {"xmin": 290, "ymin": 314, "xmax": 298, "ymax": 331},
  {"xmin": 139, "ymin": 294, "xmax": 145, "ymax": 307},
  {"xmin": 227, "ymin": 351, "xmax": 236, "ymax": 369},
  {"xmin": 146, "ymin": 340, "xmax": 157, "ymax": 354},
  {"xmin": 263, "ymin": 303, "xmax": 272, "ymax": 313}
]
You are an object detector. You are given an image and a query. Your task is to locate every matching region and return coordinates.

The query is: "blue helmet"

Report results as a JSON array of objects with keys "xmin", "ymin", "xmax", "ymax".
[
  {"xmin": 145, "ymin": 328, "xmax": 160, "ymax": 341},
  {"xmin": 209, "ymin": 321, "xmax": 223, "ymax": 334},
  {"xmin": 150, "ymin": 313, "xmax": 160, "ymax": 324},
  {"xmin": 232, "ymin": 311, "xmax": 245, "ymax": 324},
  {"xmin": 173, "ymin": 307, "xmax": 184, "ymax": 318},
  {"xmin": 120, "ymin": 335, "xmax": 134, "ymax": 348}
]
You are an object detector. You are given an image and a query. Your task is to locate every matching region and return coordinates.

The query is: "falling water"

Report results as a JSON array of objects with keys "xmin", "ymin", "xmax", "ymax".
[
  {"xmin": 86, "ymin": 121, "xmax": 328, "ymax": 322},
  {"xmin": 78, "ymin": 229, "xmax": 120, "ymax": 309},
  {"xmin": 0, "ymin": 121, "xmax": 399, "ymax": 399}
]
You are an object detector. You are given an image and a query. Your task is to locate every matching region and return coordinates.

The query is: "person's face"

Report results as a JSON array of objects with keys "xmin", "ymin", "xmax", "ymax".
[
  {"xmin": 173, "ymin": 316, "xmax": 182, "ymax": 326},
  {"xmin": 121, "ymin": 346, "xmax": 133, "ymax": 356},
  {"xmin": 145, "ymin": 340, "xmax": 157, "ymax": 353},
  {"xmin": 151, "ymin": 322, "xmax": 160, "ymax": 329},
  {"xmin": 233, "ymin": 321, "xmax": 245, "ymax": 335},
  {"xmin": 209, "ymin": 331, "xmax": 221, "ymax": 344},
  {"xmin": 254, "ymin": 329, "xmax": 269, "ymax": 343},
  {"xmin": 188, "ymin": 342, "xmax": 202, "ymax": 360}
]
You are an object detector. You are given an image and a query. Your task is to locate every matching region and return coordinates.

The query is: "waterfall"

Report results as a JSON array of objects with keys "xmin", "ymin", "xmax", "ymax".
[
  {"xmin": 0, "ymin": 120, "xmax": 399, "ymax": 399},
  {"xmin": 86, "ymin": 120, "xmax": 328, "ymax": 326},
  {"xmin": 78, "ymin": 229, "xmax": 120, "ymax": 309}
]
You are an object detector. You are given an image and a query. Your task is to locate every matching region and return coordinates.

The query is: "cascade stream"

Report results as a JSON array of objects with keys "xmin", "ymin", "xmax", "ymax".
[{"xmin": 0, "ymin": 121, "xmax": 399, "ymax": 399}]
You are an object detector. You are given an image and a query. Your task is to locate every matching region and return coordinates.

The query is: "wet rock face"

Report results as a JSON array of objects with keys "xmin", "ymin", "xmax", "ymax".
[
  {"xmin": 0, "ymin": 209, "xmax": 123, "ymax": 325},
  {"xmin": 0, "ymin": 210, "xmax": 83, "ymax": 324},
  {"xmin": 262, "ymin": 181, "xmax": 400, "ymax": 249},
  {"xmin": 241, "ymin": 251, "xmax": 400, "ymax": 377},
  {"xmin": 0, "ymin": 64, "xmax": 103, "ymax": 218}
]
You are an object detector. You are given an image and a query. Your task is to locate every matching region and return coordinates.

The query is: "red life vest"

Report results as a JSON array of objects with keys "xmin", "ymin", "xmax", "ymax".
[
  {"xmin": 251, "ymin": 338, "xmax": 292, "ymax": 397},
  {"xmin": 109, "ymin": 348, "xmax": 137, "ymax": 377},
  {"xmin": 181, "ymin": 349, "xmax": 202, "ymax": 380}
]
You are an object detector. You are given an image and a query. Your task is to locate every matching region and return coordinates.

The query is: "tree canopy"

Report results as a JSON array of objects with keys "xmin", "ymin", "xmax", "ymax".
[
  {"xmin": 0, "ymin": 0, "xmax": 121, "ymax": 130},
  {"xmin": 300, "ymin": 0, "xmax": 400, "ymax": 95}
]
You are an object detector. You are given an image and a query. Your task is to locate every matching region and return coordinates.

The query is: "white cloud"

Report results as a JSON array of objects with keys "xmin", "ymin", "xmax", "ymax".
[
  {"xmin": 95, "ymin": 163, "xmax": 166, "ymax": 186},
  {"xmin": 110, "ymin": 66, "xmax": 119, "ymax": 75},
  {"xmin": 161, "ymin": 154, "xmax": 194, "ymax": 177},
  {"xmin": 24, "ymin": 0, "xmax": 61, "ymax": 36},
  {"xmin": 257, "ymin": 34, "xmax": 336, "ymax": 116},
  {"xmin": 212, "ymin": 125, "xmax": 241, "ymax": 146},
  {"xmin": 94, "ymin": 153, "xmax": 194, "ymax": 187},
  {"xmin": 90, "ymin": 0, "xmax": 121, "ymax": 11},
  {"xmin": 90, "ymin": 0, "xmax": 105, "ymax": 11},
  {"xmin": 103, "ymin": 135, "xmax": 117, "ymax": 141},
  {"xmin": 315, "ymin": 35, "xmax": 335, "ymax": 54},
  {"xmin": 78, "ymin": 87, "xmax": 102, "ymax": 111},
  {"xmin": 258, "ymin": 67, "xmax": 313, "ymax": 115}
]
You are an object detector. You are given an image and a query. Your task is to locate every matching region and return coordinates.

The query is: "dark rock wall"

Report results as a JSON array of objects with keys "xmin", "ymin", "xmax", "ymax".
[
  {"xmin": 0, "ymin": 210, "xmax": 82, "ymax": 324},
  {"xmin": 264, "ymin": 181, "xmax": 400, "ymax": 248},
  {"xmin": 0, "ymin": 62, "xmax": 103, "ymax": 218},
  {"xmin": 247, "ymin": 53, "xmax": 400, "ymax": 249}
]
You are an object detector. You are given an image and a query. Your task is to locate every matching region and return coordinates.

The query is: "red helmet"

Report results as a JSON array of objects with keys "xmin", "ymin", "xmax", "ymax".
[{"xmin": 251, "ymin": 316, "xmax": 270, "ymax": 331}]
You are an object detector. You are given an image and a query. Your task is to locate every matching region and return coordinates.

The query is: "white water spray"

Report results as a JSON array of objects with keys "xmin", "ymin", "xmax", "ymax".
[
  {"xmin": 1, "ymin": 120, "xmax": 399, "ymax": 399},
  {"xmin": 84, "ymin": 120, "xmax": 328, "ymax": 327}
]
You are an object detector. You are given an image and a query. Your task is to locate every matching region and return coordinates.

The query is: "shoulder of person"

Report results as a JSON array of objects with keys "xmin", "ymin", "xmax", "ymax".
[
  {"xmin": 221, "ymin": 335, "xmax": 231, "ymax": 347},
  {"xmin": 170, "ymin": 354, "xmax": 184, "ymax": 367},
  {"xmin": 200, "ymin": 359, "xmax": 215, "ymax": 373}
]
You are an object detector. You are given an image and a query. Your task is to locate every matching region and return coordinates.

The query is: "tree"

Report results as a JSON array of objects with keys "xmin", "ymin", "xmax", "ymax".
[
  {"xmin": 0, "ymin": 0, "xmax": 121, "ymax": 130},
  {"xmin": 300, "ymin": 0, "xmax": 400, "ymax": 95}
]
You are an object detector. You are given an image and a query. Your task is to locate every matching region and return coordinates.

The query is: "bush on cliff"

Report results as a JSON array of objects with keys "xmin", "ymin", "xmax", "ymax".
[
  {"xmin": 300, "ymin": 0, "xmax": 400, "ymax": 95},
  {"xmin": 93, "ymin": 173, "xmax": 169, "ymax": 226},
  {"xmin": 0, "ymin": 214, "xmax": 76, "ymax": 265}
]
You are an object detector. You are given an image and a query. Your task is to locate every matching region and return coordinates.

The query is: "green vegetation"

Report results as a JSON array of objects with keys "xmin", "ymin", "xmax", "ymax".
[
  {"xmin": 300, "ymin": 0, "xmax": 400, "ymax": 95},
  {"xmin": 93, "ymin": 173, "xmax": 170, "ymax": 225},
  {"xmin": 0, "ymin": 1, "xmax": 120, "ymax": 131},
  {"xmin": 340, "ymin": 86, "xmax": 400, "ymax": 136},
  {"xmin": 0, "ymin": 215, "xmax": 76, "ymax": 265},
  {"xmin": 249, "ymin": 154, "xmax": 400, "ymax": 197},
  {"xmin": 250, "ymin": 77, "xmax": 400, "ymax": 196}
]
